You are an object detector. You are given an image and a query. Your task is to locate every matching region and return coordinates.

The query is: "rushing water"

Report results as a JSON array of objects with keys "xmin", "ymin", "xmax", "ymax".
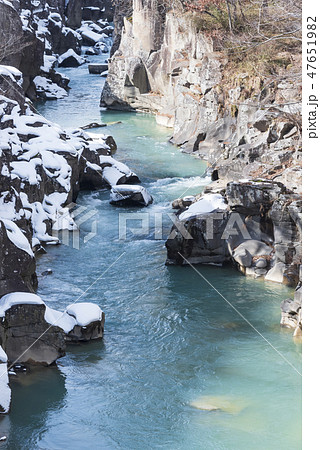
[{"xmin": 1, "ymin": 52, "xmax": 301, "ymax": 449}]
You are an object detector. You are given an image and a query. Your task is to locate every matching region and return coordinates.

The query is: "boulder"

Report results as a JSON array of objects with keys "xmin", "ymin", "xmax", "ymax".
[
  {"xmin": 0, "ymin": 293, "xmax": 66, "ymax": 366},
  {"xmin": 265, "ymin": 262, "xmax": 286, "ymax": 284},
  {"xmin": 166, "ymin": 211, "xmax": 229, "ymax": 265},
  {"xmin": 0, "ymin": 220, "xmax": 37, "ymax": 298},
  {"xmin": 65, "ymin": 303, "xmax": 105, "ymax": 342},
  {"xmin": 110, "ymin": 185, "xmax": 153, "ymax": 207},
  {"xmin": 88, "ymin": 63, "xmax": 108, "ymax": 74},
  {"xmin": 233, "ymin": 247, "xmax": 252, "ymax": 268},
  {"xmin": 58, "ymin": 50, "xmax": 86, "ymax": 68}
]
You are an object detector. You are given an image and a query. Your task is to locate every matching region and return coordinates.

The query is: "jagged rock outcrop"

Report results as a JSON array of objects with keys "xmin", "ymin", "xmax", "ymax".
[
  {"xmin": 0, "ymin": 1, "xmax": 44, "ymax": 99},
  {"xmin": 101, "ymin": 0, "xmax": 301, "ymax": 193},
  {"xmin": 166, "ymin": 180, "xmax": 301, "ymax": 287}
]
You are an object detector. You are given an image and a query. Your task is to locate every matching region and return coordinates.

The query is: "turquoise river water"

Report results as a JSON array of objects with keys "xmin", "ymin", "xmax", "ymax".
[{"xmin": 0, "ymin": 53, "xmax": 301, "ymax": 449}]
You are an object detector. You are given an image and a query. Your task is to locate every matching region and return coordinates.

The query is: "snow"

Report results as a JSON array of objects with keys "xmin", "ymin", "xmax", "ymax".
[
  {"xmin": 110, "ymin": 185, "xmax": 153, "ymax": 205},
  {"xmin": 179, "ymin": 194, "xmax": 228, "ymax": 221},
  {"xmin": 45, "ymin": 307, "xmax": 76, "ymax": 333},
  {"xmin": 0, "ymin": 219, "xmax": 34, "ymax": 256},
  {"xmin": 66, "ymin": 303, "xmax": 103, "ymax": 327},
  {"xmin": 34, "ymin": 76, "xmax": 68, "ymax": 100},
  {"xmin": 0, "ymin": 362, "xmax": 10, "ymax": 414},
  {"xmin": 10, "ymin": 160, "xmax": 41, "ymax": 185},
  {"xmin": 0, "ymin": 347, "xmax": 7, "ymax": 364},
  {"xmin": 0, "ymin": 65, "xmax": 23, "ymax": 86},
  {"xmin": 100, "ymin": 155, "xmax": 137, "ymax": 185},
  {"xmin": 0, "ymin": 293, "xmax": 43, "ymax": 317},
  {"xmin": 58, "ymin": 49, "xmax": 85, "ymax": 67}
]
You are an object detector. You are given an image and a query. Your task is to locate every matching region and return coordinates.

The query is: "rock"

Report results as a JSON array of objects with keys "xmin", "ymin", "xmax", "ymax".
[
  {"xmin": 85, "ymin": 47, "xmax": 99, "ymax": 56},
  {"xmin": 280, "ymin": 296, "xmax": 301, "ymax": 328},
  {"xmin": 88, "ymin": 63, "xmax": 108, "ymax": 74},
  {"xmin": 81, "ymin": 122, "xmax": 107, "ymax": 130},
  {"xmin": 226, "ymin": 181, "xmax": 284, "ymax": 215},
  {"xmin": 255, "ymin": 258, "xmax": 267, "ymax": 268},
  {"xmin": 41, "ymin": 269, "xmax": 53, "ymax": 276},
  {"xmin": 33, "ymin": 75, "xmax": 68, "ymax": 100},
  {"xmin": 233, "ymin": 247, "xmax": 252, "ymax": 268},
  {"xmin": 80, "ymin": 28, "xmax": 106, "ymax": 46},
  {"xmin": 0, "ymin": 220, "xmax": 37, "ymax": 298},
  {"xmin": 190, "ymin": 396, "xmax": 247, "ymax": 414},
  {"xmin": 100, "ymin": 155, "xmax": 140, "ymax": 185},
  {"xmin": 0, "ymin": 293, "xmax": 66, "ymax": 366},
  {"xmin": 265, "ymin": 262, "xmax": 286, "ymax": 284},
  {"xmin": 232, "ymin": 239, "xmax": 272, "ymax": 270},
  {"xmin": 166, "ymin": 210, "xmax": 229, "ymax": 265},
  {"xmin": 58, "ymin": 50, "xmax": 86, "ymax": 68},
  {"xmin": 110, "ymin": 185, "xmax": 153, "ymax": 207},
  {"xmin": 65, "ymin": 303, "xmax": 105, "ymax": 342},
  {"xmin": 66, "ymin": 0, "xmax": 83, "ymax": 28}
]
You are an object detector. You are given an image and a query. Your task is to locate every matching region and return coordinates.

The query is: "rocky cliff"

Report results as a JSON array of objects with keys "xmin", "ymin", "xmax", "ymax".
[
  {"xmin": 0, "ymin": 0, "xmax": 114, "ymax": 100},
  {"xmin": 101, "ymin": 0, "xmax": 301, "ymax": 192},
  {"xmin": 101, "ymin": 0, "xmax": 302, "ymax": 334}
]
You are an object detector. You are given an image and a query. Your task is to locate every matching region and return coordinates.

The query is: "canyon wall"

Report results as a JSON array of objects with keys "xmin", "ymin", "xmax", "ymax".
[{"xmin": 101, "ymin": 0, "xmax": 301, "ymax": 192}]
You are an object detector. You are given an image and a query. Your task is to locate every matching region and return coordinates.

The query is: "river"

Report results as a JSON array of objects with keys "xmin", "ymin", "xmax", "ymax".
[{"xmin": 2, "ymin": 53, "xmax": 301, "ymax": 449}]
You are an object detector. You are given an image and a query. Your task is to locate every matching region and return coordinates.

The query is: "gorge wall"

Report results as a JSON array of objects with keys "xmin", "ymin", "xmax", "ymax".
[
  {"xmin": 101, "ymin": 0, "xmax": 302, "ymax": 335},
  {"xmin": 101, "ymin": 0, "xmax": 301, "ymax": 192}
]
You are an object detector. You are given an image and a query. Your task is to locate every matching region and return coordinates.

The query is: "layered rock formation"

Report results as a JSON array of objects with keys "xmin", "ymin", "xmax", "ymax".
[{"xmin": 101, "ymin": 0, "xmax": 301, "ymax": 191}]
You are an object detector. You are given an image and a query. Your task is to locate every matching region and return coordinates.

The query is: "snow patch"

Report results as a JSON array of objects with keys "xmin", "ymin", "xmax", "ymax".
[{"xmin": 179, "ymin": 194, "xmax": 228, "ymax": 221}]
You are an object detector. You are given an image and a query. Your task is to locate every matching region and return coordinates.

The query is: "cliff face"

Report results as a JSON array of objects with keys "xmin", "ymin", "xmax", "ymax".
[
  {"xmin": 101, "ymin": 0, "xmax": 301, "ymax": 192},
  {"xmin": 101, "ymin": 0, "xmax": 302, "ymax": 311}
]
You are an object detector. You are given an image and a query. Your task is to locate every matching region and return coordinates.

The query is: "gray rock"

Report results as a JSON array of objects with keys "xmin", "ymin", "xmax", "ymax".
[
  {"xmin": 265, "ymin": 262, "xmax": 286, "ymax": 284},
  {"xmin": 110, "ymin": 185, "xmax": 153, "ymax": 207},
  {"xmin": 88, "ymin": 63, "xmax": 108, "ymax": 74},
  {"xmin": 66, "ymin": 314, "xmax": 105, "ymax": 342},
  {"xmin": 166, "ymin": 211, "xmax": 229, "ymax": 265},
  {"xmin": 0, "ymin": 303, "xmax": 65, "ymax": 366},
  {"xmin": 233, "ymin": 247, "xmax": 252, "ymax": 268},
  {"xmin": 255, "ymin": 258, "xmax": 267, "ymax": 268}
]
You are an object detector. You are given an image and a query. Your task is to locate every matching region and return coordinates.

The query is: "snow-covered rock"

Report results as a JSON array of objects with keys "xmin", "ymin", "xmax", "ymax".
[
  {"xmin": 0, "ymin": 346, "xmax": 11, "ymax": 414},
  {"xmin": 0, "ymin": 293, "xmax": 105, "ymax": 362},
  {"xmin": 65, "ymin": 303, "xmax": 105, "ymax": 342},
  {"xmin": 33, "ymin": 75, "xmax": 68, "ymax": 100},
  {"xmin": 110, "ymin": 185, "xmax": 153, "ymax": 207},
  {"xmin": 58, "ymin": 49, "xmax": 86, "ymax": 67},
  {"xmin": 0, "ymin": 292, "xmax": 66, "ymax": 366},
  {"xmin": 100, "ymin": 155, "xmax": 140, "ymax": 186},
  {"xmin": 179, "ymin": 194, "xmax": 227, "ymax": 221}
]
